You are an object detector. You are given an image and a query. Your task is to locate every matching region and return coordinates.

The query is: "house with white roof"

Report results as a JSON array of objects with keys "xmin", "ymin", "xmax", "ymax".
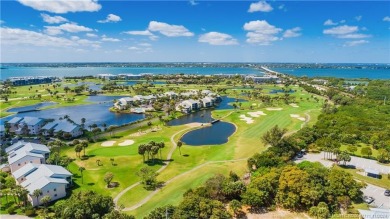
[
  {"xmin": 6, "ymin": 142, "xmax": 50, "ymax": 172},
  {"xmin": 164, "ymin": 91, "xmax": 178, "ymax": 99},
  {"xmin": 24, "ymin": 176, "xmax": 69, "ymax": 207},
  {"xmin": 176, "ymin": 99, "xmax": 200, "ymax": 113},
  {"xmin": 42, "ymin": 121, "xmax": 83, "ymax": 138},
  {"xmin": 12, "ymin": 163, "xmax": 72, "ymax": 185},
  {"xmin": 7, "ymin": 117, "xmax": 24, "ymax": 133},
  {"xmin": 7, "ymin": 116, "xmax": 45, "ymax": 135},
  {"xmin": 201, "ymin": 97, "xmax": 214, "ymax": 108},
  {"xmin": 8, "ymin": 151, "xmax": 46, "ymax": 173}
]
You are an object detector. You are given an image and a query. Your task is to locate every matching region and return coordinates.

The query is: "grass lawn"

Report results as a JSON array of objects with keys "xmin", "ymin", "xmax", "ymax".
[
  {"xmin": 32, "ymin": 84, "xmax": 323, "ymax": 218},
  {"xmin": 340, "ymin": 144, "xmax": 380, "ymax": 159}
]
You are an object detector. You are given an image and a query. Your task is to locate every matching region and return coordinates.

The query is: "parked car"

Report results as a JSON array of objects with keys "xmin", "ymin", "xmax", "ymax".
[
  {"xmin": 384, "ymin": 190, "xmax": 390, "ymax": 196},
  {"xmin": 363, "ymin": 196, "xmax": 375, "ymax": 204}
]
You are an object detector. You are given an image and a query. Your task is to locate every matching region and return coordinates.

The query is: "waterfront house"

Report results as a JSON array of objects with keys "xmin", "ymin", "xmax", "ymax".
[
  {"xmin": 96, "ymin": 74, "xmax": 117, "ymax": 80},
  {"xmin": 8, "ymin": 76, "xmax": 58, "ymax": 86},
  {"xmin": 42, "ymin": 121, "xmax": 83, "ymax": 138},
  {"xmin": 8, "ymin": 116, "xmax": 45, "ymax": 135},
  {"xmin": 176, "ymin": 101, "xmax": 192, "ymax": 113},
  {"xmin": 201, "ymin": 97, "xmax": 214, "ymax": 108},
  {"xmin": 7, "ymin": 117, "xmax": 24, "ymax": 133},
  {"xmin": 246, "ymin": 75, "xmax": 279, "ymax": 83}
]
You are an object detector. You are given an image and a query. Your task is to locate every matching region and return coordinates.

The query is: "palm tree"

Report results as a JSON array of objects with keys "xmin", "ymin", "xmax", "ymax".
[
  {"xmin": 81, "ymin": 141, "xmax": 88, "ymax": 157},
  {"xmin": 79, "ymin": 167, "xmax": 85, "ymax": 184},
  {"xmin": 40, "ymin": 195, "xmax": 51, "ymax": 209},
  {"xmin": 32, "ymin": 189, "xmax": 42, "ymax": 206},
  {"xmin": 138, "ymin": 144, "xmax": 146, "ymax": 162},
  {"xmin": 177, "ymin": 141, "xmax": 183, "ymax": 155},
  {"xmin": 158, "ymin": 142, "xmax": 165, "ymax": 159}
]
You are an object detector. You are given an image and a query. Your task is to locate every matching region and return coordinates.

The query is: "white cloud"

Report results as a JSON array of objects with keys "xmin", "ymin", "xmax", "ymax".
[
  {"xmin": 123, "ymin": 30, "xmax": 158, "ymax": 40},
  {"xmin": 324, "ymin": 19, "xmax": 338, "ymax": 26},
  {"xmin": 41, "ymin": 13, "xmax": 68, "ymax": 24},
  {"xmin": 124, "ymin": 30, "xmax": 154, "ymax": 36},
  {"xmin": 199, "ymin": 32, "xmax": 238, "ymax": 45},
  {"xmin": 323, "ymin": 25, "xmax": 358, "ymax": 35},
  {"xmin": 323, "ymin": 25, "xmax": 370, "ymax": 39},
  {"xmin": 86, "ymin": 33, "xmax": 98, "ymax": 38},
  {"xmin": 355, "ymin": 16, "xmax": 362, "ymax": 21},
  {"xmin": 128, "ymin": 46, "xmax": 153, "ymax": 53},
  {"xmin": 278, "ymin": 4, "xmax": 285, "ymax": 10},
  {"xmin": 384, "ymin": 16, "xmax": 390, "ymax": 22},
  {"xmin": 1, "ymin": 27, "xmax": 76, "ymax": 47},
  {"xmin": 283, "ymin": 27, "xmax": 302, "ymax": 38},
  {"xmin": 189, "ymin": 0, "xmax": 198, "ymax": 6},
  {"xmin": 0, "ymin": 20, "xmax": 4, "ymax": 24},
  {"xmin": 148, "ymin": 21, "xmax": 194, "ymax": 37},
  {"xmin": 17, "ymin": 0, "xmax": 101, "ymax": 14},
  {"xmin": 44, "ymin": 23, "xmax": 93, "ymax": 35},
  {"xmin": 101, "ymin": 36, "xmax": 121, "ymax": 42},
  {"xmin": 243, "ymin": 20, "xmax": 282, "ymax": 45},
  {"xmin": 98, "ymin": 14, "xmax": 122, "ymax": 23},
  {"xmin": 343, "ymin": 40, "xmax": 369, "ymax": 47},
  {"xmin": 248, "ymin": 1, "xmax": 273, "ymax": 13},
  {"xmin": 337, "ymin": 33, "xmax": 370, "ymax": 39}
]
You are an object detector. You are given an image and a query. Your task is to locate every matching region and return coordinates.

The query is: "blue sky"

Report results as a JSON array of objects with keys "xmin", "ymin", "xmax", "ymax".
[{"xmin": 1, "ymin": 0, "xmax": 389, "ymax": 63}]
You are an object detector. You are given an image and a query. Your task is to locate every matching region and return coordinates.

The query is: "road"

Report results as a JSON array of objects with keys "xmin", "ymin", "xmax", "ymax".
[{"xmin": 295, "ymin": 152, "xmax": 390, "ymax": 209}]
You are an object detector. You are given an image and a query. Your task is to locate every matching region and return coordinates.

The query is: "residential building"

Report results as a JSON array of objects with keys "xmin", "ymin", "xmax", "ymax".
[
  {"xmin": 6, "ymin": 142, "xmax": 50, "ymax": 172},
  {"xmin": 8, "ymin": 76, "xmax": 59, "ymax": 86},
  {"xmin": 7, "ymin": 117, "xmax": 24, "ymax": 133},
  {"xmin": 164, "ymin": 91, "xmax": 178, "ymax": 99},
  {"xmin": 24, "ymin": 176, "xmax": 69, "ymax": 207},
  {"xmin": 13, "ymin": 163, "xmax": 72, "ymax": 186},
  {"xmin": 201, "ymin": 97, "xmax": 214, "ymax": 108},
  {"xmin": 41, "ymin": 121, "xmax": 83, "ymax": 138},
  {"xmin": 176, "ymin": 99, "xmax": 200, "ymax": 113},
  {"xmin": 96, "ymin": 74, "xmax": 117, "ymax": 80},
  {"xmin": 7, "ymin": 116, "xmax": 45, "ymax": 135}
]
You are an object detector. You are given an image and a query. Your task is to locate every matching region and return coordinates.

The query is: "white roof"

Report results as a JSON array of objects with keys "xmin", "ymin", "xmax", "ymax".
[
  {"xmin": 6, "ymin": 142, "xmax": 49, "ymax": 155},
  {"xmin": 8, "ymin": 151, "xmax": 44, "ymax": 165},
  {"xmin": 12, "ymin": 163, "xmax": 40, "ymax": 179},
  {"xmin": 24, "ymin": 176, "xmax": 68, "ymax": 193},
  {"xmin": 18, "ymin": 164, "xmax": 71, "ymax": 183}
]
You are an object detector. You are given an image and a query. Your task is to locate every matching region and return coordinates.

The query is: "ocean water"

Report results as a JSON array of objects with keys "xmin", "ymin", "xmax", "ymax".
[
  {"xmin": 1, "ymin": 66, "xmax": 261, "ymax": 79},
  {"xmin": 273, "ymin": 67, "xmax": 390, "ymax": 79},
  {"xmin": 1, "ymin": 65, "xmax": 389, "ymax": 80}
]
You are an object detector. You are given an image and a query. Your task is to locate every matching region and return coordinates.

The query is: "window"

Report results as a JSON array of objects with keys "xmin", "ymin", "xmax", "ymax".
[
  {"xmin": 18, "ymin": 163, "xmax": 21, "ymax": 166},
  {"xmin": 54, "ymin": 194, "xmax": 57, "ymax": 197},
  {"xmin": 54, "ymin": 188, "xmax": 56, "ymax": 192},
  {"xmin": 47, "ymin": 190, "xmax": 49, "ymax": 193}
]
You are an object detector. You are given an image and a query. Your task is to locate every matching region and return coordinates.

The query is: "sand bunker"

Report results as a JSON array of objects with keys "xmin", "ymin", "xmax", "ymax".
[
  {"xmin": 290, "ymin": 114, "xmax": 306, "ymax": 121},
  {"xmin": 247, "ymin": 111, "xmax": 267, "ymax": 117},
  {"xmin": 118, "ymin": 140, "xmax": 135, "ymax": 146},
  {"xmin": 266, "ymin": 107, "xmax": 283, "ymax": 111},
  {"xmin": 101, "ymin": 141, "xmax": 116, "ymax": 147},
  {"xmin": 239, "ymin": 115, "xmax": 254, "ymax": 124},
  {"xmin": 252, "ymin": 103, "xmax": 257, "ymax": 106},
  {"xmin": 289, "ymin": 103, "xmax": 299, "ymax": 108}
]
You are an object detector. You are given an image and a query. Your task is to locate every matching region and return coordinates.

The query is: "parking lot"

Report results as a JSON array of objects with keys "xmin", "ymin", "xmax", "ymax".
[
  {"xmin": 295, "ymin": 152, "xmax": 390, "ymax": 210},
  {"xmin": 362, "ymin": 184, "xmax": 390, "ymax": 209}
]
